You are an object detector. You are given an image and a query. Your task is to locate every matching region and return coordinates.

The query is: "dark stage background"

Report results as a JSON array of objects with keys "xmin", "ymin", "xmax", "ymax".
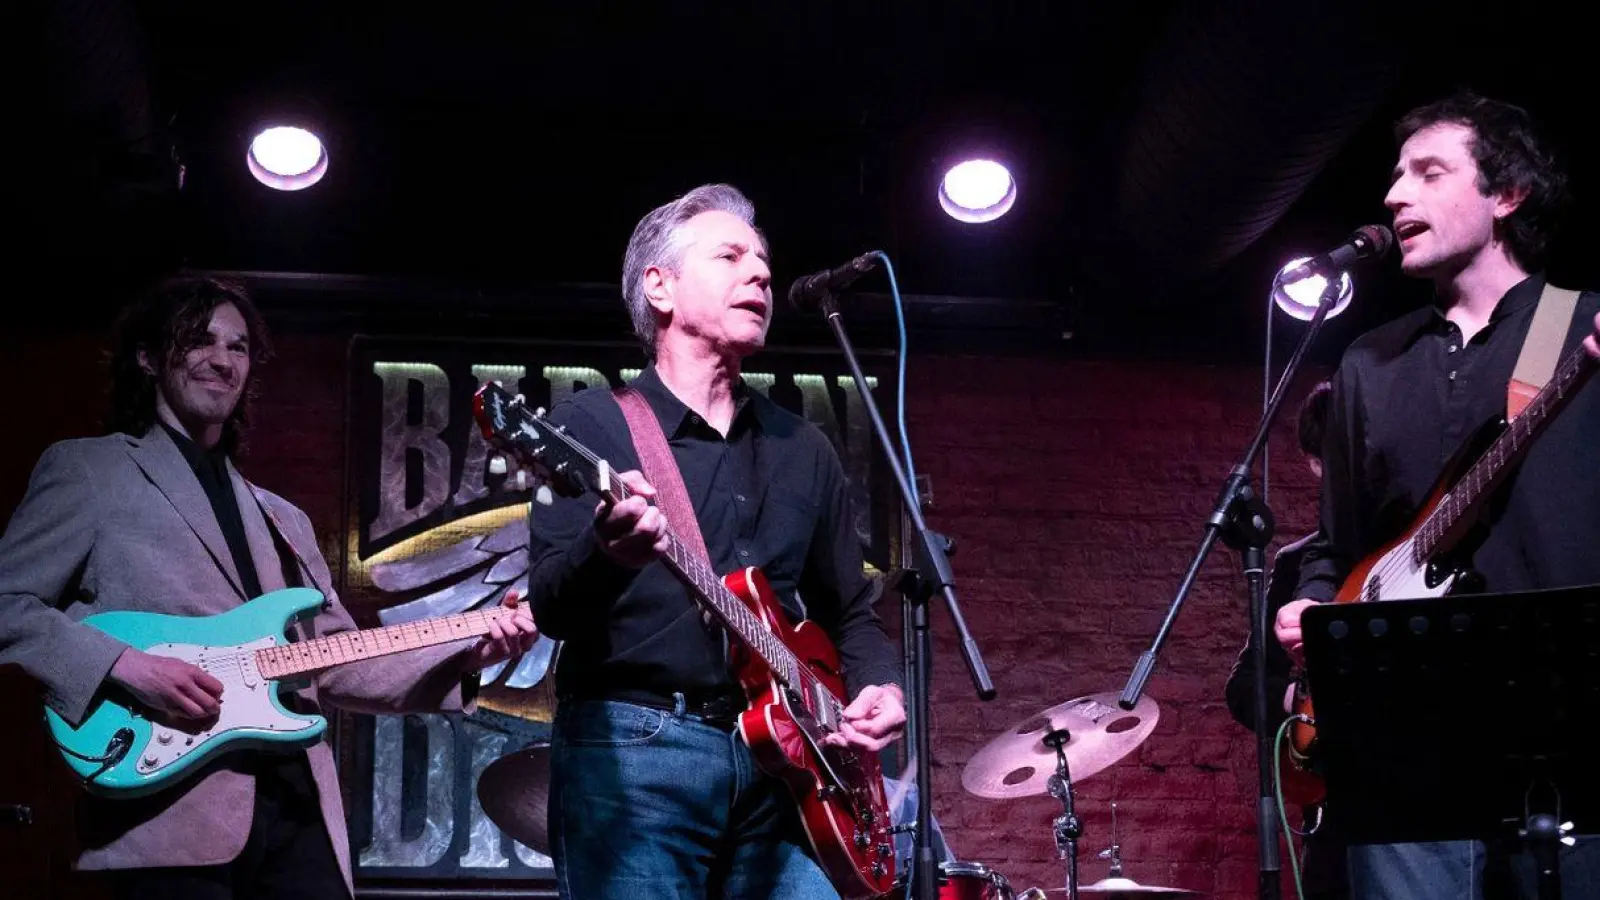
[{"xmin": 10, "ymin": 2, "xmax": 1600, "ymax": 897}]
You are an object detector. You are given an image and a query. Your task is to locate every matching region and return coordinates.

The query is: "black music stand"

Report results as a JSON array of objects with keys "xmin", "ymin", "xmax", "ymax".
[{"xmin": 1302, "ymin": 585, "xmax": 1600, "ymax": 899}]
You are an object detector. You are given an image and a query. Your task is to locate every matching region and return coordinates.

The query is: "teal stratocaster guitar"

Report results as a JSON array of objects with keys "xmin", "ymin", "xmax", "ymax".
[{"xmin": 46, "ymin": 586, "xmax": 521, "ymax": 797}]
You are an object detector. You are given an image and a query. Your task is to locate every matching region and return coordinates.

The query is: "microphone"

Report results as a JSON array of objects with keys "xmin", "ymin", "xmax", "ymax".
[
  {"xmin": 787, "ymin": 251, "xmax": 881, "ymax": 311},
  {"xmin": 1279, "ymin": 224, "xmax": 1393, "ymax": 283}
]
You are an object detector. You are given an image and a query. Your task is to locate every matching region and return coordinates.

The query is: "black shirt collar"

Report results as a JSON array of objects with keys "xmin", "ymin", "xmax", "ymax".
[
  {"xmin": 1418, "ymin": 272, "xmax": 1546, "ymax": 339},
  {"xmin": 631, "ymin": 363, "xmax": 760, "ymax": 440},
  {"xmin": 159, "ymin": 420, "xmax": 231, "ymax": 476}
]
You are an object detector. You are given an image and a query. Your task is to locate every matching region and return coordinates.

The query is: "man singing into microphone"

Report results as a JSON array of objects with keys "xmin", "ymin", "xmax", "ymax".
[
  {"xmin": 1275, "ymin": 92, "xmax": 1600, "ymax": 898},
  {"xmin": 524, "ymin": 182, "xmax": 906, "ymax": 899}
]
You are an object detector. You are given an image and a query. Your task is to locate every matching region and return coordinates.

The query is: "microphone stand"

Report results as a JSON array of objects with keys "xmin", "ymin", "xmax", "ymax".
[
  {"xmin": 813, "ymin": 291, "xmax": 996, "ymax": 900},
  {"xmin": 1116, "ymin": 276, "xmax": 1345, "ymax": 900}
]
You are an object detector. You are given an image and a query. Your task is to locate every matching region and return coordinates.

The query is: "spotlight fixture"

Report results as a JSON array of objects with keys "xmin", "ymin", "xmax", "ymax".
[
  {"xmin": 939, "ymin": 159, "xmax": 1016, "ymax": 224},
  {"xmin": 247, "ymin": 125, "xmax": 328, "ymax": 191}
]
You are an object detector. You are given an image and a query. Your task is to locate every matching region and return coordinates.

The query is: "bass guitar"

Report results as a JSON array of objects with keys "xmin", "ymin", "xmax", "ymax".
[
  {"xmin": 472, "ymin": 382, "xmax": 896, "ymax": 900},
  {"xmin": 47, "ymin": 587, "xmax": 523, "ymax": 797},
  {"xmin": 1283, "ymin": 340, "xmax": 1598, "ymax": 804}
]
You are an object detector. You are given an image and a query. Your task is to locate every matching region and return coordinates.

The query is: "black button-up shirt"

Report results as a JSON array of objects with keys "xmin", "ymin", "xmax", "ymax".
[
  {"xmin": 1297, "ymin": 274, "xmax": 1600, "ymax": 601},
  {"xmin": 526, "ymin": 364, "xmax": 900, "ymax": 702},
  {"xmin": 161, "ymin": 422, "xmax": 263, "ymax": 600}
]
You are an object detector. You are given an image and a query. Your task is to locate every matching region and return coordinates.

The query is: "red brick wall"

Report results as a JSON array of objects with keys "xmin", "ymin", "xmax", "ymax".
[
  {"xmin": 0, "ymin": 329, "xmax": 1330, "ymax": 900},
  {"xmin": 899, "ymin": 355, "xmax": 1327, "ymax": 898}
]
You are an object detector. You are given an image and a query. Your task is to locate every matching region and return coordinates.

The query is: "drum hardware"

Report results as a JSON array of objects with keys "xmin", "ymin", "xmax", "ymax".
[
  {"xmin": 1019, "ymin": 801, "xmax": 1202, "ymax": 898},
  {"xmin": 898, "ymin": 860, "xmax": 1015, "ymax": 900},
  {"xmin": 1044, "ymin": 728, "xmax": 1082, "ymax": 900}
]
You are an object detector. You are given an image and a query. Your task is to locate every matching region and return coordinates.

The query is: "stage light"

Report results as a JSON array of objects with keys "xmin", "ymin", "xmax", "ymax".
[
  {"xmin": 1272, "ymin": 257, "xmax": 1353, "ymax": 321},
  {"xmin": 939, "ymin": 159, "xmax": 1015, "ymax": 223},
  {"xmin": 247, "ymin": 125, "xmax": 327, "ymax": 191}
]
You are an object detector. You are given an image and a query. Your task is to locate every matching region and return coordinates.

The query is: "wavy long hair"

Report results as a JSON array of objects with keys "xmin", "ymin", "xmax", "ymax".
[{"xmin": 106, "ymin": 274, "xmax": 274, "ymax": 456}]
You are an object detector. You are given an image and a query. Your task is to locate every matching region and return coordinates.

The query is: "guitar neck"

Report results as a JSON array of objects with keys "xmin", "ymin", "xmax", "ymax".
[
  {"xmin": 657, "ymin": 530, "xmax": 810, "ymax": 697},
  {"xmin": 255, "ymin": 605, "xmax": 518, "ymax": 679},
  {"xmin": 1416, "ymin": 346, "xmax": 1597, "ymax": 559}
]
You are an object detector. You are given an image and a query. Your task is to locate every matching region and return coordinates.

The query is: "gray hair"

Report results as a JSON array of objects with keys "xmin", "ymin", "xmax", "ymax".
[{"xmin": 621, "ymin": 183, "xmax": 760, "ymax": 356}]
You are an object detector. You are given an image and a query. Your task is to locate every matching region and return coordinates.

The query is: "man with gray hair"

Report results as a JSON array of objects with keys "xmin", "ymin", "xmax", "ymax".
[{"xmin": 525, "ymin": 183, "xmax": 907, "ymax": 899}]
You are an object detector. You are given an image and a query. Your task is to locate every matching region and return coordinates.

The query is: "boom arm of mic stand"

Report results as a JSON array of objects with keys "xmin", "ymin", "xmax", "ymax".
[
  {"xmin": 818, "ymin": 294, "xmax": 995, "ymax": 700},
  {"xmin": 1118, "ymin": 278, "xmax": 1342, "ymax": 711}
]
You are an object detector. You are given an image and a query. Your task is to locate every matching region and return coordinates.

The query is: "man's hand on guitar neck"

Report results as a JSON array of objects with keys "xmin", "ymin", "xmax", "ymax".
[
  {"xmin": 1585, "ymin": 309, "xmax": 1600, "ymax": 360},
  {"xmin": 594, "ymin": 470, "xmax": 670, "ymax": 568},
  {"xmin": 1274, "ymin": 598, "xmax": 1321, "ymax": 667},
  {"xmin": 824, "ymin": 684, "xmax": 907, "ymax": 753},
  {"xmin": 464, "ymin": 589, "xmax": 541, "ymax": 672},
  {"xmin": 108, "ymin": 648, "xmax": 224, "ymax": 726}
]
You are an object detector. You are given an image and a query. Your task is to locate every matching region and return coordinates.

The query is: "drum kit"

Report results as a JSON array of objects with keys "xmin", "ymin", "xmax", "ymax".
[{"xmin": 476, "ymin": 690, "xmax": 1198, "ymax": 899}]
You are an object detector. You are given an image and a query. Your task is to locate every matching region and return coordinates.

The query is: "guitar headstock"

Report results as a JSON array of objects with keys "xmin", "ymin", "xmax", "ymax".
[{"xmin": 471, "ymin": 381, "xmax": 597, "ymax": 501}]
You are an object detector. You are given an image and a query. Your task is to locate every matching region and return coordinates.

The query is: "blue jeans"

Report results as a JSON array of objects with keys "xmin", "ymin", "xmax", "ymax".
[
  {"xmin": 1348, "ymin": 836, "xmax": 1600, "ymax": 899},
  {"xmin": 549, "ymin": 697, "xmax": 839, "ymax": 900}
]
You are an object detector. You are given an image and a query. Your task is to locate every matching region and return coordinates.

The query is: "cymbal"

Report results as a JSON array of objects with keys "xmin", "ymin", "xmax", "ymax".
[
  {"xmin": 962, "ymin": 692, "xmax": 1159, "ymax": 799},
  {"xmin": 477, "ymin": 743, "xmax": 552, "ymax": 855},
  {"xmin": 1037, "ymin": 876, "xmax": 1199, "ymax": 896}
]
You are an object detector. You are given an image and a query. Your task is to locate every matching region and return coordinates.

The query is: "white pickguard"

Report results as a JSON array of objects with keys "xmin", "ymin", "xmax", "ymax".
[
  {"xmin": 134, "ymin": 637, "xmax": 319, "ymax": 776},
  {"xmin": 1361, "ymin": 536, "xmax": 1459, "ymax": 603}
]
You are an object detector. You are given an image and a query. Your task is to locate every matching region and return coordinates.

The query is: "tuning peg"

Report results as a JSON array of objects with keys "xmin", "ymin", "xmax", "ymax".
[
  {"xmin": 511, "ymin": 393, "xmax": 526, "ymax": 408},
  {"xmin": 536, "ymin": 406, "xmax": 547, "ymax": 417},
  {"xmin": 488, "ymin": 454, "xmax": 508, "ymax": 476}
]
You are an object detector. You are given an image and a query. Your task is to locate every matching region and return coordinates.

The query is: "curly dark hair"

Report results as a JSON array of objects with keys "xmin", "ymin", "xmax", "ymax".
[
  {"xmin": 1395, "ymin": 90, "xmax": 1570, "ymax": 272},
  {"xmin": 107, "ymin": 274, "xmax": 274, "ymax": 456},
  {"xmin": 1297, "ymin": 380, "xmax": 1333, "ymax": 462}
]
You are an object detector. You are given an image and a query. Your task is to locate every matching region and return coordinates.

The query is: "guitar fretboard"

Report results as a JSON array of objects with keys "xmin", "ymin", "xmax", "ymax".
[
  {"xmin": 255, "ymin": 605, "xmax": 519, "ymax": 679},
  {"xmin": 606, "ymin": 473, "xmax": 842, "ymax": 722},
  {"xmin": 1413, "ymin": 347, "xmax": 1596, "ymax": 562}
]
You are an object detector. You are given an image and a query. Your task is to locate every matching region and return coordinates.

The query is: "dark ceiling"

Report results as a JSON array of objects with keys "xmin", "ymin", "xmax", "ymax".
[{"xmin": 18, "ymin": 0, "xmax": 1600, "ymax": 358}]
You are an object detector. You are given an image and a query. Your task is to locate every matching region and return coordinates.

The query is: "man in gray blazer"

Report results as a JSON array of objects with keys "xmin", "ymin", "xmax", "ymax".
[{"xmin": 0, "ymin": 275, "xmax": 539, "ymax": 899}]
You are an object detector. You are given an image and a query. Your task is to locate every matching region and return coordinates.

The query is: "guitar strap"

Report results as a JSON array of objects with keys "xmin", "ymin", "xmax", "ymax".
[
  {"xmin": 248, "ymin": 485, "xmax": 310, "ymax": 593},
  {"xmin": 613, "ymin": 387, "xmax": 711, "ymax": 565},
  {"xmin": 1508, "ymin": 282, "xmax": 1583, "ymax": 420},
  {"xmin": 612, "ymin": 387, "xmax": 722, "ymax": 640}
]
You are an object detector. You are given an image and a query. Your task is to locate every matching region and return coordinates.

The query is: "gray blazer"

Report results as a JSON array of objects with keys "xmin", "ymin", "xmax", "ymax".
[{"xmin": 0, "ymin": 426, "xmax": 480, "ymax": 896}]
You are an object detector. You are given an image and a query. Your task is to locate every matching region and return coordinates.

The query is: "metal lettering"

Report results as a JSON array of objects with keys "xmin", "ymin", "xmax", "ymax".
[
  {"xmin": 543, "ymin": 366, "xmax": 614, "ymax": 407},
  {"xmin": 458, "ymin": 726, "xmax": 515, "ymax": 868},
  {"xmin": 370, "ymin": 363, "xmax": 454, "ymax": 543},
  {"xmin": 358, "ymin": 714, "xmax": 457, "ymax": 868}
]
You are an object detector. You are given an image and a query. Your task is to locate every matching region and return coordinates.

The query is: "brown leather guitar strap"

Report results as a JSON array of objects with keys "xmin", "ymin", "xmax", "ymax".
[{"xmin": 612, "ymin": 387, "xmax": 722, "ymax": 641}]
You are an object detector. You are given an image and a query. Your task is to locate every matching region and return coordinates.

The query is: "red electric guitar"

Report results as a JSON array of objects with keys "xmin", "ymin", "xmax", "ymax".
[{"xmin": 472, "ymin": 382, "xmax": 895, "ymax": 900}]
